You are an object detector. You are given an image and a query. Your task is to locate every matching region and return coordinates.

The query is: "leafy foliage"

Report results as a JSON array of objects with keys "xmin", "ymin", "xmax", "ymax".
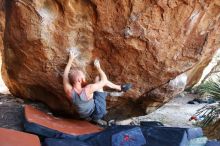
[
  {"xmin": 195, "ymin": 77, "xmax": 220, "ymax": 127},
  {"xmin": 198, "ymin": 77, "xmax": 220, "ymax": 100},
  {"xmin": 193, "ymin": 103, "xmax": 220, "ymax": 127}
]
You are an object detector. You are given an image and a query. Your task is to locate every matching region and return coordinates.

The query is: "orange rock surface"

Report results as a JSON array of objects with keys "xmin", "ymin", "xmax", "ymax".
[
  {"xmin": 0, "ymin": 0, "xmax": 5, "ymax": 53},
  {"xmin": 1, "ymin": 0, "xmax": 220, "ymax": 115}
]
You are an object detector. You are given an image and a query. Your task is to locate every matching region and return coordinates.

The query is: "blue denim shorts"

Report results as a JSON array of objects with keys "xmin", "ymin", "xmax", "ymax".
[{"xmin": 90, "ymin": 91, "xmax": 107, "ymax": 120}]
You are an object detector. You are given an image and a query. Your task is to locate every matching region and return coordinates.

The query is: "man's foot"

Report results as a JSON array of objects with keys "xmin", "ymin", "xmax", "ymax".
[
  {"xmin": 92, "ymin": 119, "xmax": 107, "ymax": 126},
  {"xmin": 108, "ymin": 120, "xmax": 116, "ymax": 126},
  {"xmin": 121, "ymin": 83, "xmax": 132, "ymax": 92},
  {"xmin": 109, "ymin": 91, "xmax": 124, "ymax": 97}
]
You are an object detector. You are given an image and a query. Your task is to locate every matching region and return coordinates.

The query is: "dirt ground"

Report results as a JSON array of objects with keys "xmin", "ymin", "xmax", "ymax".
[{"xmin": 116, "ymin": 92, "xmax": 207, "ymax": 127}]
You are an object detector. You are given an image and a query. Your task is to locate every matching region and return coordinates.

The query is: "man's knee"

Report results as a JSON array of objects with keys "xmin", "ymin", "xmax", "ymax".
[
  {"xmin": 95, "ymin": 76, "xmax": 108, "ymax": 84},
  {"xmin": 95, "ymin": 88, "xmax": 104, "ymax": 92}
]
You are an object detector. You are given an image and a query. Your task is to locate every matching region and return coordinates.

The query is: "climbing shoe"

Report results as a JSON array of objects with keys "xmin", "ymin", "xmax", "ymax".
[
  {"xmin": 121, "ymin": 83, "xmax": 132, "ymax": 92},
  {"xmin": 109, "ymin": 91, "xmax": 124, "ymax": 97},
  {"xmin": 92, "ymin": 119, "xmax": 107, "ymax": 127},
  {"xmin": 108, "ymin": 119, "xmax": 116, "ymax": 126}
]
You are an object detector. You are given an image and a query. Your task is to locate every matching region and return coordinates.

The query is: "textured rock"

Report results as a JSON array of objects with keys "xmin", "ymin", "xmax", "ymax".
[
  {"xmin": 0, "ymin": 0, "xmax": 5, "ymax": 57},
  {"xmin": 2, "ymin": 0, "xmax": 220, "ymax": 116},
  {"xmin": 0, "ymin": 0, "xmax": 4, "ymax": 51},
  {"xmin": 186, "ymin": 26, "xmax": 220, "ymax": 87},
  {"xmin": 0, "ymin": 0, "xmax": 8, "ymax": 94},
  {"xmin": 140, "ymin": 73, "xmax": 188, "ymax": 113}
]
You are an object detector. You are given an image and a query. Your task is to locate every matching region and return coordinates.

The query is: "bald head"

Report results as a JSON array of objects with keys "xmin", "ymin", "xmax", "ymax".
[{"xmin": 69, "ymin": 69, "xmax": 86, "ymax": 85}]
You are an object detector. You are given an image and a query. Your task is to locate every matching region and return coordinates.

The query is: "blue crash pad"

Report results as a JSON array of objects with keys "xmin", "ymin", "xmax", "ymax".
[
  {"xmin": 24, "ymin": 106, "xmax": 206, "ymax": 146},
  {"xmin": 44, "ymin": 138, "xmax": 91, "ymax": 146},
  {"xmin": 41, "ymin": 125, "xmax": 206, "ymax": 146},
  {"xmin": 205, "ymin": 140, "xmax": 220, "ymax": 146},
  {"xmin": 189, "ymin": 137, "xmax": 208, "ymax": 146},
  {"xmin": 112, "ymin": 127, "xmax": 146, "ymax": 146},
  {"xmin": 85, "ymin": 126, "xmax": 190, "ymax": 146},
  {"xmin": 142, "ymin": 127, "xmax": 189, "ymax": 146},
  {"xmin": 186, "ymin": 127, "xmax": 203, "ymax": 140}
]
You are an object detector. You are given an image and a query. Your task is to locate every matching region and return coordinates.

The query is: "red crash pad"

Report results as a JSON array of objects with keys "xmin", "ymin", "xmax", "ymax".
[
  {"xmin": 24, "ymin": 105, "xmax": 102, "ymax": 135},
  {"xmin": 0, "ymin": 128, "xmax": 40, "ymax": 146}
]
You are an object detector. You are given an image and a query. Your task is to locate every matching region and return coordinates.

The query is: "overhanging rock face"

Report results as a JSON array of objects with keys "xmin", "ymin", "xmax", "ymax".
[
  {"xmin": 2, "ymin": 0, "xmax": 220, "ymax": 116},
  {"xmin": 0, "ymin": 0, "xmax": 5, "ymax": 54}
]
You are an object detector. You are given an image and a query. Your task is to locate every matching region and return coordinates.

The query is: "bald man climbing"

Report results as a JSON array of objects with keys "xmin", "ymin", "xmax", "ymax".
[{"xmin": 63, "ymin": 49, "xmax": 132, "ymax": 125}]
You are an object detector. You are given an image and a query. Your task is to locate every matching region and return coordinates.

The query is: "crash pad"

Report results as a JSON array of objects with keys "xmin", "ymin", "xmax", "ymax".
[
  {"xmin": 44, "ymin": 138, "xmax": 91, "ymax": 146},
  {"xmin": 189, "ymin": 137, "xmax": 208, "ymax": 146},
  {"xmin": 24, "ymin": 105, "xmax": 102, "ymax": 136},
  {"xmin": 112, "ymin": 127, "xmax": 146, "ymax": 146},
  {"xmin": 42, "ymin": 125, "xmax": 205, "ymax": 146},
  {"xmin": 0, "ymin": 127, "xmax": 40, "ymax": 146},
  {"xmin": 205, "ymin": 140, "xmax": 220, "ymax": 146},
  {"xmin": 85, "ymin": 125, "xmax": 190, "ymax": 146},
  {"xmin": 186, "ymin": 127, "xmax": 203, "ymax": 140}
]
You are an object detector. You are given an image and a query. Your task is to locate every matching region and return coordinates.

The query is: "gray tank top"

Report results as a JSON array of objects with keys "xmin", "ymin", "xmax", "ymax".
[{"xmin": 71, "ymin": 88, "xmax": 95, "ymax": 118}]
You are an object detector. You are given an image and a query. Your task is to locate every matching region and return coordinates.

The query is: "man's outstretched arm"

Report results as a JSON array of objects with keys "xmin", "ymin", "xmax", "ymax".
[{"xmin": 63, "ymin": 50, "xmax": 79, "ymax": 98}]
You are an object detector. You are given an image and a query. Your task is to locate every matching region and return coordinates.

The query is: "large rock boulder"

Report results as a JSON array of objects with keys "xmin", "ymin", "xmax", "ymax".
[
  {"xmin": 2, "ymin": 0, "xmax": 220, "ymax": 116},
  {"xmin": 0, "ymin": 0, "xmax": 8, "ymax": 94},
  {"xmin": 0, "ymin": 0, "xmax": 5, "ymax": 53}
]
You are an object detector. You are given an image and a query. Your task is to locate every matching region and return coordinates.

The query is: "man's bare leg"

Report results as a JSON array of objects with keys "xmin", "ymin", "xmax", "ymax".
[
  {"xmin": 94, "ymin": 59, "xmax": 132, "ymax": 92},
  {"xmin": 106, "ymin": 80, "xmax": 132, "ymax": 92},
  {"xmin": 102, "ymin": 77, "xmax": 131, "ymax": 92},
  {"xmin": 95, "ymin": 76, "xmax": 123, "ymax": 97},
  {"xmin": 94, "ymin": 75, "xmax": 121, "ymax": 91},
  {"xmin": 106, "ymin": 80, "xmax": 121, "ymax": 91}
]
